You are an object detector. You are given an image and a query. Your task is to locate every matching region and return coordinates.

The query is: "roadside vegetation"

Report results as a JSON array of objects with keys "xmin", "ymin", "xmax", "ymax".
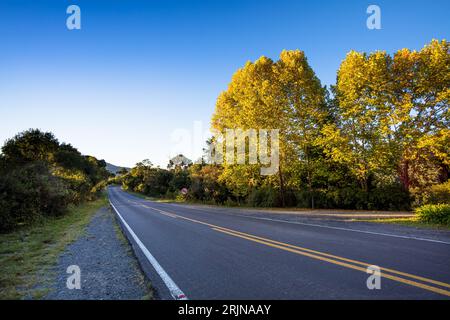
[
  {"xmin": 110, "ymin": 40, "xmax": 449, "ymax": 221},
  {"xmin": 368, "ymin": 187, "xmax": 450, "ymax": 228},
  {"xmin": 366, "ymin": 217, "xmax": 450, "ymax": 230},
  {"xmin": 0, "ymin": 194, "xmax": 107, "ymax": 299},
  {"xmin": 0, "ymin": 129, "xmax": 153, "ymax": 299},
  {"xmin": 0, "ymin": 129, "xmax": 111, "ymax": 232},
  {"xmin": 0, "ymin": 129, "xmax": 112, "ymax": 298},
  {"xmin": 416, "ymin": 204, "xmax": 450, "ymax": 226}
]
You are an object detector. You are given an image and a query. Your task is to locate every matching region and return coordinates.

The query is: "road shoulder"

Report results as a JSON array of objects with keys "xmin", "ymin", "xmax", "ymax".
[{"xmin": 44, "ymin": 206, "xmax": 152, "ymax": 300}]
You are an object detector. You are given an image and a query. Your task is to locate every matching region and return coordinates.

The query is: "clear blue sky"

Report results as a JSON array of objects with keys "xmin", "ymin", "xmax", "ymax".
[{"xmin": 0, "ymin": 0, "xmax": 448, "ymax": 167}]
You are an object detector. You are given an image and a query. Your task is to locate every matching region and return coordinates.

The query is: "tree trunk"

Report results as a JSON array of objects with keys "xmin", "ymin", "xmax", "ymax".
[
  {"xmin": 308, "ymin": 171, "xmax": 314, "ymax": 209},
  {"xmin": 399, "ymin": 158, "xmax": 410, "ymax": 192},
  {"xmin": 278, "ymin": 162, "xmax": 286, "ymax": 207},
  {"xmin": 306, "ymin": 148, "xmax": 314, "ymax": 209}
]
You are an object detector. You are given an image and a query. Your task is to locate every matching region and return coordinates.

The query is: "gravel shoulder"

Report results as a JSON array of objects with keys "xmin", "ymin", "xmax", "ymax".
[{"xmin": 44, "ymin": 206, "xmax": 152, "ymax": 300}]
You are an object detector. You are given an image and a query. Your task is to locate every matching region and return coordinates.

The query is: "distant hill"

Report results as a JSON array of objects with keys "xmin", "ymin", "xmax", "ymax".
[
  {"xmin": 168, "ymin": 154, "xmax": 193, "ymax": 169},
  {"xmin": 105, "ymin": 163, "xmax": 129, "ymax": 175}
]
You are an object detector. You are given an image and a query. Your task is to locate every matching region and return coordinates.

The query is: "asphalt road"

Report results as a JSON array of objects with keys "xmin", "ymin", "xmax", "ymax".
[{"xmin": 108, "ymin": 186, "xmax": 450, "ymax": 300}]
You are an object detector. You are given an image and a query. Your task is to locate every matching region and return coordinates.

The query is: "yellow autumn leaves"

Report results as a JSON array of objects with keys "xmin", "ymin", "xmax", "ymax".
[{"xmin": 211, "ymin": 40, "xmax": 449, "ymax": 206}]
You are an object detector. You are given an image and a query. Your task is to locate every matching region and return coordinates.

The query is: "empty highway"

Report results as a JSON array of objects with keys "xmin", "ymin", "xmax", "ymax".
[{"xmin": 108, "ymin": 186, "xmax": 450, "ymax": 300}]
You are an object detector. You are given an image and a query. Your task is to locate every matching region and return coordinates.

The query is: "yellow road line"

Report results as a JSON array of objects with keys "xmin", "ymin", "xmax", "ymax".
[
  {"xmin": 213, "ymin": 228, "xmax": 450, "ymax": 297},
  {"xmin": 213, "ymin": 224, "xmax": 450, "ymax": 289},
  {"xmin": 144, "ymin": 204, "xmax": 450, "ymax": 296}
]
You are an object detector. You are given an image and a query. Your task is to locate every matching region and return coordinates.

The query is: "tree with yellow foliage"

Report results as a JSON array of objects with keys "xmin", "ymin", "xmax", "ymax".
[
  {"xmin": 322, "ymin": 39, "xmax": 449, "ymax": 203},
  {"xmin": 212, "ymin": 50, "xmax": 328, "ymax": 206},
  {"xmin": 392, "ymin": 40, "xmax": 449, "ymax": 200}
]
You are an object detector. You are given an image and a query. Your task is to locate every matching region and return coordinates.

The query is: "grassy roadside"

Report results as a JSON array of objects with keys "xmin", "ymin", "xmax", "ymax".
[
  {"xmin": 0, "ymin": 193, "xmax": 108, "ymax": 300},
  {"xmin": 362, "ymin": 217, "xmax": 450, "ymax": 230},
  {"xmin": 358, "ymin": 217, "xmax": 450, "ymax": 230}
]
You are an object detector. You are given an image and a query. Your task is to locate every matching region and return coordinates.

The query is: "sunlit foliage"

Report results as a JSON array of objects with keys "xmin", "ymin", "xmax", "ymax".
[{"xmin": 0, "ymin": 129, "xmax": 110, "ymax": 231}]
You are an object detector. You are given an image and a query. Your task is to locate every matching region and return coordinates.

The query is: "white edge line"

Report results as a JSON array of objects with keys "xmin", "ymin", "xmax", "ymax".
[
  {"xmin": 164, "ymin": 203, "xmax": 450, "ymax": 245},
  {"xmin": 234, "ymin": 215, "xmax": 450, "ymax": 245},
  {"xmin": 109, "ymin": 200, "xmax": 188, "ymax": 300}
]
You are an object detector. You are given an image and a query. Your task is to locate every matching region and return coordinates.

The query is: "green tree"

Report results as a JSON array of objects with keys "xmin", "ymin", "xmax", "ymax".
[
  {"xmin": 0, "ymin": 129, "xmax": 110, "ymax": 230},
  {"xmin": 1, "ymin": 129, "xmax": 59, "ymax": 165}
]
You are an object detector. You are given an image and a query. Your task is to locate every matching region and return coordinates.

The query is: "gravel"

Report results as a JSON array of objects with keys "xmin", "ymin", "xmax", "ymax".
[{"xmin": 44, "ymin": 207, "xmax": 152, "ymax": 300}]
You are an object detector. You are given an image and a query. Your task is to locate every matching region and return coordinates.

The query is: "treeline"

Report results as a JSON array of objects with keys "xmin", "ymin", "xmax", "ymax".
[
  {"xmin": 0, "ymin": 129, "xmax": 110, "ymax": 231},
  {"xmin": 115, "ymin": 40, "xmax": 449, "ymax": 211}
]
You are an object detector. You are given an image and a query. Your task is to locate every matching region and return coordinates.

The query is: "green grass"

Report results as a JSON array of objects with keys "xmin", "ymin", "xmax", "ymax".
[
  {"xmin": 364, "ymin": 216, "xmax": 450, "ymax": 230},
  {"xmin": 0, "ymin": 193, "xmax": 108, "ymax": 300}
]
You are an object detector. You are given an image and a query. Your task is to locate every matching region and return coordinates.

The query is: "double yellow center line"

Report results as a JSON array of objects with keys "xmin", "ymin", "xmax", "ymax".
[{"xmin": 141, "ymin": 204, "xmax": 450, "ymax": 297}]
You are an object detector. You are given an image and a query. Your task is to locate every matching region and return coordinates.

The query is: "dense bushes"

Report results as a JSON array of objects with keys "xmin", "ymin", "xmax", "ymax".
[
  {"xmin": 0, "ymin": 163, "xmax": 70, "ymax": 230},
  {"xmin": 365, "ymin": 184, "xmax": 412, "ymax": 211},
  {"xmin": 416, "ymin": 204, "xmax": 450, "ymax": 226},
  {"xmin": 0, "ymin": 129, "xmax": 110, "ymax": 232},
  {"xmin": 426, "ymin": 181, "xmax": 450, "ymax": 205},
  {"xmin": 247, "ymin": 183, "xmax": 410, "ymax": 210},
  {"xmin": 189, "ymin": 164, "xmax": 230, "ymax": 204},
  {"xmin": 116, "ymin": 158, "xmax": 417, "ymax": 211},
  {"xmin": 414, "ymin": 182, "xmax": 450, "ymax": 226},
  {"xmin": 248, "ymin": 187, "xmax": 280, "ymax": 207},
  {"xmin": 120, "ymin": 163, "xmax": 174, "ymax": 197}
]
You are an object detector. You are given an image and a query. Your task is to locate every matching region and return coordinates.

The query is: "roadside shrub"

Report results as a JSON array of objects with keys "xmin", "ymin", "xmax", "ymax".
[
  {"xmin": 295, "ymin": 190, "xmax": 311, "ymax": 208},
  {"xmin": 0, "ymin": 129, "xmax": 110, "ymax": 232},
  {"xmin": 334, "ymin": 187, "xmax": 367, "ymax": 210},
  {"xmin": 415, "ymin": 204, "xmax": 450, "ymax": 226},
  {"xmin": 247, "ymin": 188, "xmax": 264, "ymax": 207},
  {"xmin": 175, "ymin": 192, "xmax": 185, "ymax": 202},
  {"xmin": 38, "ymin": 174, "xmax": 70, "ymax": 216},
  {"xmin": 52, "ymin": 168, "xmax": 92, "ymax": 204},
  {"xmin": 224, "ymin": 198, "xmax": 238, "ymax": 207},
  {"xmin": 295, "ymin": 190, "xmax": 331, "ymax": 209},
  {"xmin": 248, "ymin": 187, "xmax": 280, "ymax": 207},
  {"xmin": 367, "ymin": 184, "xmax": 411, "ymax": 211},
  {"xmin": 283, "ymin": 190, "xmax": 297, "ymax": 207},
  {"xmin": 0, "ymin": 163, "xmax": 70, "ymax": 232},
  {"xmin": 306, "ymin": 184, "xmax": 411, "ymax": 211},
  {"xmin": 426, "ymin": 180, "xmax": 450, "ymax": 205},
  {"xmin": 90, "ymin": 180, "xmax": 107, "ymax": 199},
  {"xmin": 165, "ymin": 189, "xmax": 176, "ymax": 199}
]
